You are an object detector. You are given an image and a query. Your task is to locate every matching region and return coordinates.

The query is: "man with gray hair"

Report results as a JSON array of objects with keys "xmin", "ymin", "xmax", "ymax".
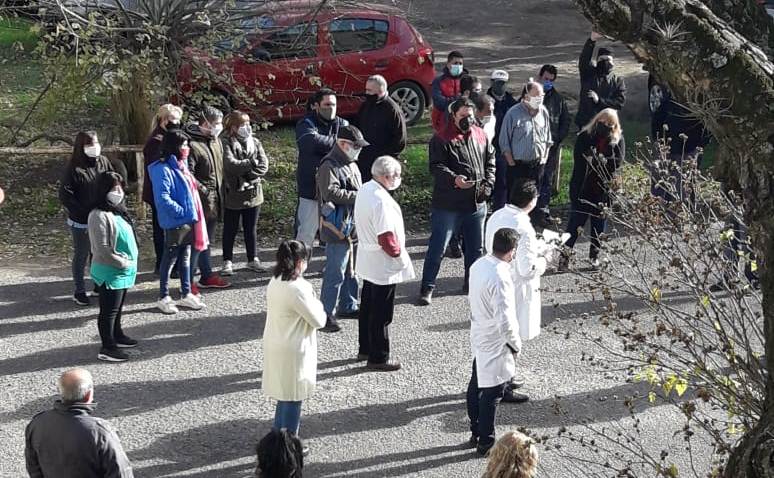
[
  {"xmin": 354, "ymin": 75, "xmax": 407, "ymax": 182},
  {"xmin": 354, "ymin": 156, "xmax": 414, "ymax": 371},
  {"xmin": 25, "ymin": 368, "xmax": 134, "ymax": 478}
]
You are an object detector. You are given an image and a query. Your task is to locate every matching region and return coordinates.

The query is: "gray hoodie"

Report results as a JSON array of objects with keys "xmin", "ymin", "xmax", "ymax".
[{"xmin": 25, "ymin": 401, "xmax": 133, "ymax": 478}]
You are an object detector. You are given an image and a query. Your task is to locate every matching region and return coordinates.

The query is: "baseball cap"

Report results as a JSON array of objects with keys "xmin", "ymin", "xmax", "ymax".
[
  {"xmin": 490, "ymin": 70, "xmax": 509, "ymax": 82},
  {"xmin": 338, "ymin": 125, "xmax": 370, "ymax": 147}
]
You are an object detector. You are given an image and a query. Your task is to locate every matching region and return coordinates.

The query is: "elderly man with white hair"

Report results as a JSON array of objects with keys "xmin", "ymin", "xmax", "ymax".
[
  {"xmin": 25, "ymin": 368, "xmax": 134, "ymax": 478},
  {"xmin": 354, "ymin": 156, "xmax": 414, "ymax": 372},
  {"xmin": 354, "ymin": 74, "xmax": 407, "ymax": 182}
]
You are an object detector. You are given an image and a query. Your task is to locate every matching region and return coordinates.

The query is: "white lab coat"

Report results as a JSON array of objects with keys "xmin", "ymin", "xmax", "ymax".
[
  {"xmin": 354, "ymin": 180, "xmax": 415, "ymax": 285},
  {"xmin": 262, "ymin": 276, "xmax": 327, "ymax": 401},
  {"xmin": 485, "ymin": 205, "xmax": 547, "ymax": 340},
  {"xmin": 468, "ymin": 255, "xmax": 522, "ymax": 388}
]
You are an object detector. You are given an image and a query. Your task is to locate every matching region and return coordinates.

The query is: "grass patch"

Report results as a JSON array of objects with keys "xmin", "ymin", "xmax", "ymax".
[{"xmin": 0, "ymin": 17, "xmax": 38, "ymax": 54}]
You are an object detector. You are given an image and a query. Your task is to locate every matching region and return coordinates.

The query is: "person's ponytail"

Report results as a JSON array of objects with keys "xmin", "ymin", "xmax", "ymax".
[{"xmin": 273, "ymin": 240, "xmax": 307, "ymax": 281}]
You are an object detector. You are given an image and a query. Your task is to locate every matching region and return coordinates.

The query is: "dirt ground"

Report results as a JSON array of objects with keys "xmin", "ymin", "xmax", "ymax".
[{"xmin": 398, "ymin": 0, "xmax": 650, "ymax": 122}]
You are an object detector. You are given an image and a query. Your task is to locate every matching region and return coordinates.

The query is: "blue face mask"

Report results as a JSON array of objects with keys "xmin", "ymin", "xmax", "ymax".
[
  {"xmin": 449, "ymin": 64, "xmax": 463, "ymax": 77},
  {"xmin": 543, "ymin": 80, "xmax": 554, "ymax": 91}
]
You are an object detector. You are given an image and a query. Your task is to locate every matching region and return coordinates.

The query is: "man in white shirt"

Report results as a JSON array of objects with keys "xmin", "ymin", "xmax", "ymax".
[
  {"xmin": 354, "ymin": 156, "xmax": 415, "ymax": 372},
  {"xmin": 466, "ymin": 227, "xmax": 521, "ymax": 456},
  {"xmin": 485, "ymin": 180, "xmax": 551, "ymax": 402}
]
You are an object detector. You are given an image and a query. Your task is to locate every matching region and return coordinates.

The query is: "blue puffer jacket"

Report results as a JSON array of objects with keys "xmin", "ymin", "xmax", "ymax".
[{"xmin": 148, "ymin": 155, "xmax": 197, "ymax": 229}]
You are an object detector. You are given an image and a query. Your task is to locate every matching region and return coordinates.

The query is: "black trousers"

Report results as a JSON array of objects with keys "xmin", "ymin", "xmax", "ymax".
[
  {"xmin": 150, "ymin": 204, "xmax": 165, "ymax": 270},
  {"xmin": 222, "ymin": 206, "xmax": 259, "ymax": 262},
  {"xmin": 358, "ymin": 280, "xmax": 396, "ymax": 364},
  {"xmin": 97, "ymin": 284, "xmax": 127, "ymax": 349},
  {"xmin": 466, "ymin": 360, "xmax": 506, "ymax": 451},
  {"xmin": 507, "ymin": 160, "xmax": 545, "ymax": 223}
]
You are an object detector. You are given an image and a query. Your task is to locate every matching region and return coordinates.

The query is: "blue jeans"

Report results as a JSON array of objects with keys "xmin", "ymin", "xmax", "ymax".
[
  {"xmin": 421, "ymin": 204, "xmax": 486, "ymax": 291},
  {"xmin": 320, "ymin": 242, "xmax": 358, "ymax": 317},
  {"xmin": 565, "ymin": 201, "xmax": 607, "ymax": 260},
  {"xmin": 274, "ymin": 400, "xmax": 302, "ymax": 435},
  {"xmin": 70, "ymin": 225, "xmax": 91, "ymax": 295},
  {"xmin": 160, "ymin": 238, "xmax": 191, "ymax": 299}
]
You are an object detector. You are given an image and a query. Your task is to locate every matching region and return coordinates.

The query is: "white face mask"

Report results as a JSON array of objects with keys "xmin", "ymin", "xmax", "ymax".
[
  {"xmin": 345, "ymin": 145, "xmax": 362, "ymax": 161},
  {"xmin": 237, "ymin": 124, "xmax": 252, "ymax": 139},
  {"xmin": 481, "ymin": 115, "xmax": 494, "ymax": 126},
  {"xmin": 211, "ymin": 124, "xmax": 224, "ymax": 138},
  {"xmin": 84, "ymin": 144, "xmax": 101, "ymax": 158},
  {"xmin": 387, "ymin": 176, "xmax": 402, "ymax": 191},
  {"xmin": 107, "ymin": 189, "xmax": 124, "ymax": 206},
  {"xmin": 527, "ymin": 95, "xmax": 544, "ymax": 109}
]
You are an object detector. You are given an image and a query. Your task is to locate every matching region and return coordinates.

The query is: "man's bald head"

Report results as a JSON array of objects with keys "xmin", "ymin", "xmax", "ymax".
[{"xmin": 58, "ymin": 368, "xmax": 94, "ymax": 403}]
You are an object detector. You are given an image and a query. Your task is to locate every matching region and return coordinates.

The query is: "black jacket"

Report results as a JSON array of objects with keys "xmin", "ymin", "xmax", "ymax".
[
  {"xmin": 295, "ymin": 113, "xmax": 348, "ymax": 200},
  {"xmin": 354, "ymin": 95, "xmax": 407, "ymax": 182},
  {"xmin": 569, "ymin": 131, "xmax": 626, "ymax": 207},
  {"xmin": 651, "ymin": 91, "xmax": 711, "ymax": 155},
  {"xmin": 25, "ymin": 401, "xmax": 133, "ymax": 478},
  {"xmin": 486, "ymin": 89, "xmax": 518, "ymax": 156},
  {"xmin": 429, "ymin": 124, "xmax": 496, "ymax": 213},
  {"xmin": 59, "ymin": 156, "xmax": 115, "ymax": 224},
  {"xmin": 543, "ymin": 88, "xmax": 571, "ymax": 145},
  {"xmin": 186, "ymin": 123, "xmax": 225, "ymax": 220},
  {"xmin": 575, "ymin": 39, "xmax": 626, "ymax": 128}
]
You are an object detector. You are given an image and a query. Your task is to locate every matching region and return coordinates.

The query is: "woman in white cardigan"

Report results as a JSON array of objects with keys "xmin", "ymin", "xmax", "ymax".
[{"xmin": 263, "ymin": 239, "xmax": 326, "ymax": 452}]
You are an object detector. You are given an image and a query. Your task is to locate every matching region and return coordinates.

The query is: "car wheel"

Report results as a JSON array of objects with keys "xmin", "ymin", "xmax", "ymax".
[{"xmin": 389, "ymin": 81, "xmax": 425, "ymax": 126}]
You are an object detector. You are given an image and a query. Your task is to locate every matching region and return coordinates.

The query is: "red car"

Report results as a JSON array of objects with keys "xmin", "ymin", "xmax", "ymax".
[{"xmin": 180, "ymin": 2, "xmax": 435, "ymax": 125}]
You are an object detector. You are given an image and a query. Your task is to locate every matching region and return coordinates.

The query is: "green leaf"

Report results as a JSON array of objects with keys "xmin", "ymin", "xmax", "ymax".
[
  {"xmin": 675, "ymin": 379, "xmax": 688, "ymax": 397},
  {"xmin": 648, "ymin": 391, "xmax": 657, "ymax": 403},
  {"xmin": 700, "ymin": 295, "xmax": 710, "ymax": 308}
]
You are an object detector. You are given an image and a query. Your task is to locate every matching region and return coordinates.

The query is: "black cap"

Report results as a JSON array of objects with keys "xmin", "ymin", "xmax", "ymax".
[
  {"xmin": 338, "ymin": 125, "xmax": 370, "ymax": 147},
  {"xmin": 597, "ymin": 47, "xmax": 613, "ymax": 58}
]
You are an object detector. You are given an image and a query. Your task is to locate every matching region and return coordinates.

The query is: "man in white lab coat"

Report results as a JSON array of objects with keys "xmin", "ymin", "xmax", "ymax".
[
  {"xmin": 466, "ymin": 227, "xmax": 521, "ymax": 456},
  {"xmin": 484, "ymin": 180, "xmax": 551, "ymax": 402}
]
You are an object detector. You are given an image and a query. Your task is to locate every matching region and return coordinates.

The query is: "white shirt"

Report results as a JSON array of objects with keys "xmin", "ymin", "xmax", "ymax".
[
  {"xmin": 468, "ymin": 254, "xmax": 522, "ymax": 388},
  {"xmin": 354, "ymin": 180, "xmax": 415, "ymax": 285},
  {"xmin": 485, "ymin": 205, "xmax": 547, "ymax": 340}
]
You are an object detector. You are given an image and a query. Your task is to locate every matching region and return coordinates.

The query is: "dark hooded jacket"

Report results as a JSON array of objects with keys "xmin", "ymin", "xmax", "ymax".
[
  {"xmin": 185, "ymin": 123, "xmax": 225, "ymax": 220},
  {"xmin": 569, "ymin": 129, "xmax": 626, "ymax": 207},
  {"xmin": 316, "ymin": 145, "xmax": 362, "ymax": 244},
  {"xmin": 25, "ymin": 401, "xmax": 134, "ymax": 478},
  {"xmin": 575, "ymin": 39, "xmax": 626, "ymax": 128},
  {"xmin": 354, "ymin": 94, "xmax": 407, "ymax": 182}
]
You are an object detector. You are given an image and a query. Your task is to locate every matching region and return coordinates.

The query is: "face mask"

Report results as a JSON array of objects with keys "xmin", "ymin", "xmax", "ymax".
[
  {"xmin": 345, "ymin": 145, "xmax": 362, "ymax": 161},
  {"xmin": 543, "ymin": 80, "xmax": 554, "ymax": 91},
  {"xmin": 211, "ymin": 124, "xmax": 224, "ymax": 138},
  {"xmin": 449, "ymin": 64, "xmax": 463, "ymax": 77},
  {"xmin": 319, "ymin": 106, "xmax": 336, "ymax": 121},
  {"xmin": 527, "ymin": 95, "xmax": 544, "ymax": 109},
  {"xmin": 179, "ymin": 146, "xmax": 190, "ymax": 161},
  {"xmin": 107, "ymin": 189, "xmax": 124, "ymax": 206},
  {"xmin": 491, "ymin": 82, "xmax": 506, "ymax": 96},
  {"xmin": 388, "ymin": 177, "xmax": 402, "ymax": 191},
  {"xmin": 596, "ymin": 123, "xmax": 613, "ymax": 137},
  {"xmin": 84, "ymin": 144, "xmax": 101, "ymax": 158},
  {"xmin": 473, "ymin": 87, "xmax": 483, "ymax": 94},
  {"xmin": 237, "ymin": 124, "xmax": 252, "ymax": 139},
  {"xmin": 597, "ymin": 60, "xmax": 613, "ymax": 75},
  {"xmin": 166, "ymin": 118, "xmax": 181, "ymax": 130},
  {"xmin": 481, "ymin": 115, "xmax": 493, "ymax": 126},
  {"xmin": 365, "ymin": 93, "xmax": 378, "ymax": 102},
  {"xmin": 458, "ymin": 116, "xmax": 473, "ymax": 133}
]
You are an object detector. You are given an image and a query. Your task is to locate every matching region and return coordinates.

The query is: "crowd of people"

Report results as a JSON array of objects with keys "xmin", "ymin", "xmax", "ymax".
[{"xmin": 30, "ymin": 29, "xmax": 721, "ymax": 477}]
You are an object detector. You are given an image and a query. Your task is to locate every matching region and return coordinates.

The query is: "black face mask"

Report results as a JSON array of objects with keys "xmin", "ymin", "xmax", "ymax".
[
  {"xmin": 365, "ymin": 93, "xmax": 378, "ymax": 103},
  {"xmin": 596, "ymin": 123, "xmax": 612, "ymax": 138},
  {"xmin": 458, "ymin": 116, "xmax": 473, "ymax": 133},
  {"xmin": 490, "ymin": 82, "xmax": 506, "ymax": 97},
  {"xmin": 596, "ymin": 60, "xmax": 613, "ymax": 76}
]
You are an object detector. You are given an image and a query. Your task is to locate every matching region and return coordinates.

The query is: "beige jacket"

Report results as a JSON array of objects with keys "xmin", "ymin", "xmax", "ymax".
[{"xmin": 262, "ymin": 276, "xmax": 327, "ymax": 401}]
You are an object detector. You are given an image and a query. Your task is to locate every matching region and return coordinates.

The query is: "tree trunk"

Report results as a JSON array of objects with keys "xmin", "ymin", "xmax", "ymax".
[
  {"xmin": 572, "ymin": 1, "xmax": 774, "ymax": 476},
  {"xmin": 109, "ymin": 68, "xmax": 154, "ymax": 182}
]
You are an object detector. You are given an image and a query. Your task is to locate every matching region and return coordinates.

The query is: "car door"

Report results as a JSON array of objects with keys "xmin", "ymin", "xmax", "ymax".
[
  {"xmin": 233, "ymin": 21, "xmax": 321, "ymax": 121},
  {"xmin": 319, "ymin": 16, "xmax": 392, "ymax": 118}
]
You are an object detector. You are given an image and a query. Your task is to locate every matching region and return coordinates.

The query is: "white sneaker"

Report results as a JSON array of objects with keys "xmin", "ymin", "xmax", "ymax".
[
  {"xmin": 247, "ymin": 260, "xmax": 266, "ymax": 272},
  {"xmin": 221, "ymin": 260, "xmax": 234, "ymax": 276},
  {"xmin": 179, "ymin": 293, "xmax": 205, "ymax": 310},
  {"xmin": 157, "ymin": 296, "xmax": 179, "ymax": 315}
]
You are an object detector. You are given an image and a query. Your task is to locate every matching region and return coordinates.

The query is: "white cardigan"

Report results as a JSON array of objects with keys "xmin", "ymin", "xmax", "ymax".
[{"xmin": 262, "ymin": 276, "xmax": 327, "ymax": 401}]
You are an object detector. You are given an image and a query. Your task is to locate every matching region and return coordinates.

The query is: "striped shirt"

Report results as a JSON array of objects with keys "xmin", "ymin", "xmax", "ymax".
[{"xmin": 498, "ymin": 103, "xmax": 553, "ymax": 163}]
